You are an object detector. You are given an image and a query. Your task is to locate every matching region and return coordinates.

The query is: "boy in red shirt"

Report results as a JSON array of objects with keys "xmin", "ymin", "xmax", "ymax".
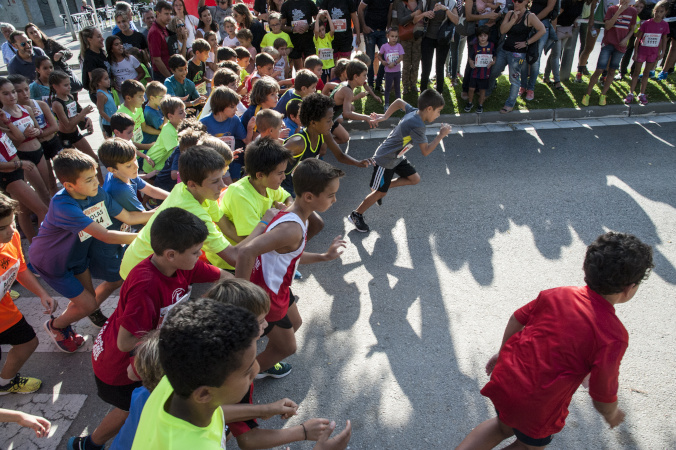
[
  {"xmin": 0, "ymin": 193, "xmax": 56, "ymax": 394},
  {"xmin": 457, "ymin": 232, "xmax": 654, "ymax": 449},
  {"xmin": 70, "ymin": 207, "xmax": 229, "ymax": 450}
]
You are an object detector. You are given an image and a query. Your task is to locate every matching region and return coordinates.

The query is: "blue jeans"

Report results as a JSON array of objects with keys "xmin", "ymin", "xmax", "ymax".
[
  {"xmin": 596, "ymin": 43, "xmax": 625, "ymax": 71},
  {"xmin": 521, "ymin": 19, "xmax": 552, "ymax": 91},
  {"xmin": 365, "ymin": 30, "xmax": 387, "ymax": 88},
  {"xmin": 489, "ymin": 48, "xmax": 526, "ymax": 108}
]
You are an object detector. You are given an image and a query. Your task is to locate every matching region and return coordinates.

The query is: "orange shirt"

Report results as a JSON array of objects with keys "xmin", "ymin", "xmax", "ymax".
[{"xmin": 0, "ymin": 230, "xmax": 27, "ymax": 332}]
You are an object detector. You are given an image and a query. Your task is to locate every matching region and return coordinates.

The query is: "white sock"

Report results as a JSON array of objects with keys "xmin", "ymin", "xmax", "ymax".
[{"xmin": 0, "ymin": 376, "xmax": 13, "ymax": 386}]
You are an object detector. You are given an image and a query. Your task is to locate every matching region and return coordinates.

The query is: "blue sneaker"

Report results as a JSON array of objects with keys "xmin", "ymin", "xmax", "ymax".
[
  {"xmin": 294, "ymin": 269, "xmax": 302, "ymax": 280},
  {"xmin": 649, "ymin": 70, "xmax": 656, "ymax": 79},
  {"xmin": 657, "ymin": 70, "xmax": 669, "ymax": 81},
  {"xmin": 26, "ymin": 262, "xmax": 40, "ymax": 277}
]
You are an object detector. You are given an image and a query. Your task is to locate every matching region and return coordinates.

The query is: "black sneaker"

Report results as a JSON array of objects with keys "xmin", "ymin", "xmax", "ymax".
[
  {"xmin": 88, "ymin": 309, "xmax": 108, "ymax": 328},
  {"xmin": 67, "ymin": 436, "xmax": 93, "ymax": 450},
  {"xmin": 464, "ymin": 102, "xmax": 473, "ymax": 113},
  {"xmin": 348, "ymin": 211, "xmax": 370, "ymax": 233},
  {"xmin": 376, "ymin": 198, "xmax": 383, "ymax": 206},
  {"xmin": 476, "ymin": 105, "xmax": 484, "ymax": 114},
  {"xmin": 255, "ymin": 361, "xmax": 292, "ymax": 379},
  {"xmin": 580, "ymin": 66, "xmax": 590, "ymax": 76}
]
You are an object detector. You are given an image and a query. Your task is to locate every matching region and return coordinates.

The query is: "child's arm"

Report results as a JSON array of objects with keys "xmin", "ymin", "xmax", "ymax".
[
  {"xmin": 235, "ymin": 419, "xmax": 333, "ymax": 449},
  {"xmin": 221, "ymin": 398, "xmax": 298, "ymax": 423},
  {"xmin": 52, "ymin": 100, "xmax": 94, "ymax": 130},
  {"xmin": 218, "ymin": 209, "xmax": 277, "ymax": 266},
  {"xmin": 234, "ymin": 221, "xmax": 304, "ymax": 279},
  {"xmin": 592, "ymin": 400, "xmax": 625, "ymax": 428},
  {"xmin": 278, "ymin": 78, "xmax": 295, "ymax": 88},
  {"xmin": 363, "ymin": 83, "xmax": 382, "ymax": 104},
  {"xmin": 0, "ymin": 409, "xmax": 51, "ymax": 438},
  {"xmin": 298, "ymin": 235, "xmax": 346, "ymax": 264},
  {"xmin": 117, "ymin": 325, "xmax": 140, "ymax": 353},
  {"xmin": 340, "ymin": 87, "xmax": 378, "ymax": 126},
  {"xmin": 37, "ymin": 100, "xmax": 58, "ymax": 136},
  {"xmin": 96, "ymin": 91, "xmax": 113, "ymax": 123},
  {"xmin": 244, "ymin": 115, "xmax": 256, "ymax": 144},
  {"xmin": 418, "ymin": 124, "xmax": 452, "ymax": 156},
  {"xmin": 134, "ymin": 140, "xmax": 153, "ymax": 152},
  {"xmin": 314, "ymin": 13, "xmax": 322, "ymax": 37},
  {"xmin": 322, "ymin": 132, "xmax": 371, "ymax": 167},
  {"xmin": 81, "ymin": 222, "xmax": 138, "ymax": 245},
  {"xmin": 605, "ymin": 0, "xmax": 631, "ymax": 30},
  {"xmin": 327, "ymin": 11, "xmax": 335, "ymax": 38},
  {"xmin": 16, "ymin": 270, "xmax": 58, "ymax": 314},
  {"xmin": 370, "ymin": 99, "xmax": 409, "ymax": 123},
  {"xmin": 0, "ymin": 114, "xmax": 26, "ymax": 143},
  {"xmin": 139, "ymin": 183, "xmax": 169, "ymax": 200},
  {"xmin": 141, "ymin": 121, "xmax": 161, "ymax": 136},
  {"xmin": 485, "ymin": 314, "xmax": 526, "ymax": 375},
  {"xmin": 114, "ymin": 209, "xmax": 154, "ymax": 226},
  {"xmin": 313, "ymin": 421, "xmax": 352, "ymax": 450},
  {"xmin": 632, "ymin": 31, "xmax": 645, "ymax": 60},
  {"xmin": 218, "ymin": 214, "xmax": 243, "ymax": 243}
]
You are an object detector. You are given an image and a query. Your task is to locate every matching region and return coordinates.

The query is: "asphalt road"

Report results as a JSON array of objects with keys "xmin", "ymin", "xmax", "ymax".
[{"xmin": 3, "ymin": 120, "xmax": 676, "ymax": 450}]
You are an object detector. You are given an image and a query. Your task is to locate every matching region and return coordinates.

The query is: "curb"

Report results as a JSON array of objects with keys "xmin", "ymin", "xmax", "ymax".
[{"xmin": 342, "ymin": 101, "xmax": 675, "ymax": 131}]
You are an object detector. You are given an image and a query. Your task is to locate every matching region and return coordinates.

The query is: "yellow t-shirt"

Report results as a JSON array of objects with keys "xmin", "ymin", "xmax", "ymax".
[
  {"xmin": 313, "ymin": 34, "xmax": 335, "ymax": 70},
  {"xmin": 119, "ymin": 183, "xmax": 230, "ymax": 279},
  {"xmin": 132, "ymin": 376, "xmax": 226, "ymax": 450},
  {"xmin": 117, "ymin": 104, "xmax": 145, "ymax": 144},
  {"xmin": 144, "ymin": 122, "xmax": 177, "ymax": 173},
  {"xmin": 260, "ymin": 31, "xmax": 294, "ymax": 49}
]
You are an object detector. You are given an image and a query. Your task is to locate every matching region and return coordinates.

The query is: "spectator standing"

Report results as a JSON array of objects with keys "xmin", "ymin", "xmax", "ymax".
[
  {"xmin": 111, "ymin": 2, "xmax": 141, "ymax": 35},
  {"xmin": 358, "ymin": 0, "xmax": 393, "ymax": 92},
  {"xmin": 520, "ymin": 0, "xmax": 557, "ymax": 101},
  {"xmin": 233, "ymin": 3, "xmax": 266, "ymax": 53},
  {"xmin": 141, "ymin": 8, "xmax": 156, "ymax": 40},
  {"xmin": 1, "ymin": 24, "xmax": 17, "ymax": 65},
  {"xmin": 148, "ymin": 1, "xmax": 174, "ymax": 82},
  {"xmin": 544, "ymin": 0, "xmax": 584, "ymax": 88},
  {"xmin": 80, "ymin": 27, "xmax": 110, "ymax": 103},
  {"xmin": 7, "ymin": 32, "xmax": 47, "ymax": 82},
  {"xmin": 318, "ymin": 0, "xmax": 361, "ymax": 62},
  {"xmin": 172, "ymin": 0, "xmax": 200, "ymax": 49},
  {"xmin": 281, "ymin": 0, "xmax": 320, "ymax": 70},
  {"xmin": 198, "ymin": 0, "xmax": 233, "ymax": 36},
  {"xmin": 396, "ymin": 0, "xmax": 423, "ymax": 94},
  {"xmin": 196, "ymin": 6, "xmax": 221, "ymax": 42},
  {"xmin": 415, "ymin": 0, "xmax": 459, "ymax": 94}
]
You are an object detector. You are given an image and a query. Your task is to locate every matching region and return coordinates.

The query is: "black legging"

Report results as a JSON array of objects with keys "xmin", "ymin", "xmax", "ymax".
[{"xmin": 420, "ymin": 36, "xmax": 451, "ymax": 93}]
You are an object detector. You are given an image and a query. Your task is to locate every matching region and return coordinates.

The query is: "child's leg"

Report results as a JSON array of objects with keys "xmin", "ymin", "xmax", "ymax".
[
  {"xmin": 600, "ymin": 68, "xmax": 616, "ymax": 95},
  {"xmin": 44, "ymin": 158, "xmax": 57, "ymax": 195},
  {"xmin": 629, "ymin": 62, "xmax": 643, "ymax": 93},
  {"xmin": 479, "ymin": 89, "xmax": 486, "ymax": 106},
  {"xmin": 90, "ymin": 408, "xmax": 129, "ymax": 445},
  {"xmin": 389, "ymin": 172, "xmax": 420, "ymax": 189},
  {"xmin": 34, "ymin": 156, "xmax": 53, "ymax": 200},
  {"xmin": 73, "ymin": 137, "xmax": 104, "ymax": 184},
  {"xmin": 332, "ymin": 123, "xmax": 350, "ymax": 145},
  {"xmin": 468, "ymin": 87, "xmax": 476, "ymax": 104},
  {"xmin": 21, "ymin": 162, "xmax": 50, "ymax": 206},
  {"xmin": 257, "ymin": 325, "xmax": 297, "ymax": 372},
  {"xmin": 640, "ymin": 61, "xmax": 657, "ymax": 94},
  {"xmin": 456, "ymin": 416, "xmax": 515, "ymax": 450},
  {"xmin": 6, "ymin": 180, "xmax": 48, "ymax": 242},
  {"xmin": 585, "ymin": 69, "xmax": 603, "ymax": 95},
  {"xmin": 394, "ymin": 72, "xmax": 401, "ymax": 100},
  {"xmin": 286, "ymin": 302, "xmax": 302, "ymax": 332},
  {"xmin": 307, "ymin": 211, "xmax": 324, "ymax": 241},
  {"xmin": 0, "ymin": 337, "xmax": 38, "ymax": 380},
  {"xmin": 384, "ymin": 72, "xmax": 393, "ymax": 104},
  {"xmin": 355, "ymin": 189, "xmax": 387, "ymax": 215},
  {"xmin": 51, "ymin": 290, "xmax": 98, "ymax": 329}
]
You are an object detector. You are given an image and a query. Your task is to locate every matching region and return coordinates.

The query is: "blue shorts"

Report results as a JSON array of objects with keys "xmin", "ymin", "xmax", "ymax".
[
  {"xmin": 597, "ymin": 44, "xmax": 625, "ymax": 71},
  {"xmin": 88, "ymin": 240, "xmax": 125, "ymax": 283},
  {"xmin": 34, "ymin": 258, "xmax": 88, "ymax": 299}
]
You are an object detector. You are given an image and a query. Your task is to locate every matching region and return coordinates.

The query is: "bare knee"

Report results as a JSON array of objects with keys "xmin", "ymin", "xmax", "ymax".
[{"xmin": 409, "ymin": 174, "xmax": 421, "ymax": 185}]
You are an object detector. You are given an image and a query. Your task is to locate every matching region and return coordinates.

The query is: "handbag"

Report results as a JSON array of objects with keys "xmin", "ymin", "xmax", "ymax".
[
  {"xmin": 438, "ymin": 19, "xmax": 456, "ymax": 45},
  {"xmin": 400, "ymin": 21, "xmax": 415, "ymax": 40},
  {"xmin": 525, "ymin": 12, "xmax": 539, "ymax": 65}
]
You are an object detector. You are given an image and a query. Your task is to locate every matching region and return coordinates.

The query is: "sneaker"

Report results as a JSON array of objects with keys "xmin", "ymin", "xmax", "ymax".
[
  {"xmin": 294, "ymin": 269, "xmax": 302, "ymax": 280},
  {"xmin": 518, "ymin": 87, "xmax": 526, "ymax": 96},
  {"xmin": 348, "ymin": 211, "xmax": 369, "ymax": 233},
  {"xmin": 599, "ymin": 75, "xmax": 606, "ymax": 85},
  {"xmin": 649, "ymin": 70, "xmax": 655, "ymax": 79},
  {"xmin": 88, "ymin": 308, "xmax": 108, "ymax": 328},
  {"xmin": 43, "ymin": 319, "xmax": 85, "ymax": 353},
  {"xmin": 0, "ymin": 373, "xmax": 41, "ymax": 395},
  {"xmin": 9, "ymin": 290, "xmax": 19, "ymax": 300},
  {"xmin": 575, "ymin": 72, "xmax": 583, "ymax": 83},
  {"xmin": 476, "ymin": 105, "xmax": 484, "ymax": 114},
  {"xmin": 624, "ymin": 93, "xmax": 634, "ymax": 105},
  {"xmin": 67, "ymin": 436, "xmax": 100, "ymax": 450},
  {"xmin": 599, "ymin": 94, "xmax": 607, "ymax": 106},
  {"xmin": 464, "ymin": 102, "xmax": 473, "ymax": 113},
  {"xmin": 26, "ymin": 261, "xmax": 40, "ymax": 277},
  {"xmin": 581, "ymin": 66, "xmax": 590, "ymax": 76},
  {"xmin": 581, "ymin": 94, "xmax": 590, "ymax": 107},
  {"xmin": 657, "ymin": 70, "xmax": 669, "ymax": 81},
  {"xmin": 639, "ymin": 94, "xmax": 648, "ymax": 106},
  {"xmin": 615, "ymin": 73, "xmax": 625, "ymax": 81},
  {"xmin": 525, "ymin": 90, "xmax": 534, "ymax": 101},
  {"xmin": 255, "ymin": 362, "xmax": 292, "ymax": 379},
  {"xmin": 376, "ymin": 198, "xmax": 383, "ymax": 206}
]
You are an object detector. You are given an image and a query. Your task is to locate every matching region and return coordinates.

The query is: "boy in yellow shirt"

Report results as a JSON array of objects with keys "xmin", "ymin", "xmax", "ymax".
[
  {"xmin": 143, "ymin": 97, "xmax": 185, "ymax": 173},
  {"xmin": 313, "ymin": 10, "xmax": 335, "ymax": 83}
]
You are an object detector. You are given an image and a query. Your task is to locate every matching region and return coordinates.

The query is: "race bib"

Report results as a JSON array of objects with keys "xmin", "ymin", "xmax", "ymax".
[
  {"xmin": 66, "ymin": 101, "xmax": 78, "ymax": 118},
  {"xmin": 196, "ymin": 82, "xmax": 207, "ymax": 95},
  {"xmin": 475, "ymin": 53, "xmax": 493, "ymax": 68},
  {"xmin": 319, "ymin": 48, "xmax": 333, "ymax": 60},
  {"xmin": 0, "ymin": 260, "xmax": 20, "ymax": 300},
  {"xmin": 386, "ymin": 52, "xmax": 399, "ymax": 64},
  {"xmin": 78, "ymin": 201, "xmax": 113, "ymax": 242},
  {"xmin": 398, "ymin": 142, "xmax": 413, "ymax": 157},
  {"xmin": 133, "ymin": 125, "xmax": 143, "ymax": 143},
  {"xmin": 292, "ymin": 20, "xmax": 308, "ymax": 29},
  {"xmin": 120, "ymin": 223, "xmax": 132, "ymax": 233},
  {"xmin": 220, "ymin": 135, "xmax": 235, "ymax": 151},
  {"xmin": 0, "ymin": 133, "xmax": 17, "ymax": 161},
  {"xmin": 643, "ymin": 33, "xmax": 661, "ymax": 48},
  {"xmin": 13, "ymin": 115, "xmax": 33, "ymax": 134},
  {"xmin": 158, "ymin": 287, "xmax": 192, "ymax": 327},
  {"xmin": 333, "ymin": 19, "xmax": 347, "ymax": 32}
]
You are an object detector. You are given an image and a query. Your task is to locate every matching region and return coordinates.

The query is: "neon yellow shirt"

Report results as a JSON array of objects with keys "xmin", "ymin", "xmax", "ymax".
[
  {"xmin": 261, "ymin": 31, "xmax": 293, "ymax": 49},
  {"xmin": 117, "ymin": 104, "xmax": 145, "ymax": 144},
  {"xmin": 131, "ymin": 376, "xmax": 226, "ymax": 450},
  {"xmin": 119, "ymin": 183, "xmax": 230, "ymax": 279},
  {"xmin": 144, "ymin": 122, "xmax": 177, "ymax": 173},
  {"xmin": 313, "ymin": 34, "xmax": 335, "ymax": 69}
]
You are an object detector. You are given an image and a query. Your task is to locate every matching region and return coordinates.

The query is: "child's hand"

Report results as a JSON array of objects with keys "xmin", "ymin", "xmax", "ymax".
[
  {"xmin": 485, "ymin": 353, "xmax": 499, "ymax": 375},
  {"xmin": 302, "ymin": 418, "xmax": 331, "ymax": 441},
  {"xmin": 262, "ymin": 398, "xmax": 298, "ymax": 420},
  {"xmin": 368, "ymin": 117, "xmax": 379, "ymax": 128},
  {"xmin": 604, "ymin": 408, "xmax": 626, "ymax": 428},
  {"xmin": 16, "ymin": 412, "xmax": 51, "ymax": 438},
  {"xmin": 312, "ymin": 420, "xmax": 352, "ymax": 450},
  {"xmin": 280, "ymin": 127, "xmax": 290, "ymax": 139},
  {"xmin": 438, "ymin": 123, "xmax": 452, "ymax": 137},
  {"xmin": 40, "ymin": 296, "xmax": 58, "ymax": 315},
  {"xmin": 83, "ymin": 104, "xmax": 95, "ymax": 115},
  {"xmin": 233, "ymin": 148, "xmax": 244, "ymax": 157},
  {"xmin": 356, "ymin": 158, "xmax": 371, "ymax": 168},
  {"xmin": 24, "ymin": 126, "xmax": 41, "ymax": 138},
  {"xmin": 247, "ymin": 117, "xmax": 256, "ymax": 133},
  {"xmin": 144, "ymin": 155, "xmax": 155, "ymax": 167},
  {"xmin": 324, "ymin": 235, "xmax": 347, "ymax": 261},
  {"xmin": 21, "ymin": 160, "xmax": 37, "ymax": 173},
  {"xmin": 85, "ymin": 118, "xmax": 94, "ymax": 134},
  {"xmin": 143, "ymin": 169, "xmax": 159, "ymax": 179},
  {"xmin": 262, "ymin": 207, "xmax": 279, "ymax": 223},
  {"xmin": 273, "ymin": 200, "xmax": 288, "ymax": 210},
  {"xmin": 354, "ymin": 91, "xmax": 367, "ymax": 101},
  {"xmin": 370, "ymin": 112, "xmax": 385, "ymax": 122}
]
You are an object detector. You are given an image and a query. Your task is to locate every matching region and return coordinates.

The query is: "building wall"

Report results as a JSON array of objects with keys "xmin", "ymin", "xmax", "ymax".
[{"xmin": 0, "ymin": 0, "xmax": 46, "ymax": 27}]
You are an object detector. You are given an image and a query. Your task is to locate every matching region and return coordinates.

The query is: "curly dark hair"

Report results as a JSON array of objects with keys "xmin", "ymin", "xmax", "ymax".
[
  {"xmin": 159, "ymin": 299, "xmax": 259, "ymax": 398},
  {"xmin": 583, "ymin": 232, "xmax": 654, "ymax": 295},
  {"xmin": 298, "ymin": 92, "xmax": 334, "ymax": 127}
]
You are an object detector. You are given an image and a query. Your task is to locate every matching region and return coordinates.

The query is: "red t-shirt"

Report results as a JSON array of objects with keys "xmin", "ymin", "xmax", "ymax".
[
  {"xmin": 481, "ymin": 286, "xmax": 628, "ymax": 438},
  {"xmin": 602, "ymin": 5, "xmax": 637, "ymax": 53},
  {"xmin": 0, "ymin": 231, "xmax": 27, "ymax": 333},
  {"xmin": 147, "ymin": 22, "xmax": 170, "ymax": 73},
  {"xmin": 227, "ymin": 383, "xmax": 259, "ymax": 437},
  {"xmin": 92, "ymin": 256, "xmax": 220, "ymax": 386}
]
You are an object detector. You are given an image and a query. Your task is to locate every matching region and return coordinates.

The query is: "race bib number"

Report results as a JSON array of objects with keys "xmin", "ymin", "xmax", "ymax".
[
  {"xmin": 78, "ymin": 201, "xmax": 113, "ymax": 242},
  {"xmin": 398, "ymin": 142, "xmax": 413, "ymax": 157},
  {"xmin": 475, "ymin": 53, "xmax": 493, "ymax": 67},
  {"xmin": 386, "ymin": 52, "xmax": 399, "ymax": 64},
  {"xmin": 643, "ymin": 33, "xmax": 661, "ymax": 48},
  {"xmin": 196, "ymin": 82, "xmax": 207, "ymax": 95},
  {"xmin": 220, "ymin": 135, "xmax": 235, "ymax": 151},
  {"xmin": 133, "ymin": 125, "xmax": 143, "ymax": 143},
  {"xmin": 0, "ymin": 133, "xmax": 17, "ymax": 161},
  {"xmin": 158, "ymin": 287, "xmax": 192, "ymax": 327},
  {"xmin": 0, "ymin": 260, "xmax": 20, "ymax": 300},
  {"xmin": 319, "ymin": 48, "xmax": 333, "ymax": 60},
  {"xmin": 292, "ymin": 20, "xmax": 308, "ymax": 29},
  {"xmin": 66, "ymin": 101, "xmax": 78, "ymax": 118},
  {"xmin": 333, "ymin": 19, "xmax": 347, "ymax": 32},
  {"xmin": 14, "ymin": 115, "xmax": 33, "ymax": 134},
  {"xmin": 35, "ymin": 113, "xmax": 47, "ymax": 129}
]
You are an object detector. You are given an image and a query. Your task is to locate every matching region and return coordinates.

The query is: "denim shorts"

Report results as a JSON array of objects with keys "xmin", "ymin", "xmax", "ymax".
[{"xmin": 596, "ymin": 44, "xmax": 625, "ymax": 71}]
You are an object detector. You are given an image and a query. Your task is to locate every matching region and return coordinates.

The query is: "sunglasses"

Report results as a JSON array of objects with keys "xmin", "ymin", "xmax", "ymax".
[
  {"xmin": 18, "ymin": 42, "xmax": 28, "ymax": 47},
  {"xmin": 513, "ymin": 0, "xmax": 527, "ymax": 3}
]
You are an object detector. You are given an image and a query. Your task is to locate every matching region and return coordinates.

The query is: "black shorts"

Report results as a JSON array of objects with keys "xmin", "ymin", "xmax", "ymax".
[
  {"xmin": 0, "ymin": 317, "xmax": 36, "ymax": 359},
  {"xmin": 58, "ymin": 130, "xmax": 84, "ymax": 148},
  {"xmin": 495, "ymin": 409, "xmax": 554, "ymax": 447},
  {"xmin": 40, "ymin": 134, "xmax": 63, "ymax": 160},
  {"xmin": 289, "ymin": 42, "xmax": 316, "ymax": 60},
  {"xmin": 0, "ymin": 168, "xmax": 24, "ymax": 190},
  {"xmin": 95, "ymin": 375, "xmax": 143, "ymax": 411},
  {"xmin": 262, "ymin": 290, "xmax": 296, "ymax": 336},
  {"xmin": 101, "ymin": 124, "xmax": 112, "ymax": 137},
  {"xmin": 331, "ymin": 120, "xmax": 340, "ymax": 132},
  {"xmin": 369, "ymin": 159, "xmax": 417, "ymax": 193},
  {"xmin": 17, "ymin": 147, "xmax": 45, "ymax": 166},
  {"xmin": 469, "ymin": 77, "xmax": 489, "ymax": 90}
]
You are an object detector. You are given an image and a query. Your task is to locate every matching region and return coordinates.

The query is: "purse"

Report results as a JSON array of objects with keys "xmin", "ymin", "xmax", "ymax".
[
  {"xmin": 400, "ymin": 21, "xmax": 415, "ymax": 40},
  {"xmin": 525, "ymin": 12, "xmax": 539, "ymax": 65}
]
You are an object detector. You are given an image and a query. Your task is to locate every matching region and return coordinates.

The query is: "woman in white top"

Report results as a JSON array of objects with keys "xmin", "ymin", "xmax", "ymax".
[
  {"xmin": 106, "ymin": 35, "xmax": 144, "ymax": 91},
  {"xmin": 196, "ymin": 6, "xmax": 222, "ymax": 43},
  {"xmin": 172, "ymin": 0, "xmax": 199, "ymax": 48}
]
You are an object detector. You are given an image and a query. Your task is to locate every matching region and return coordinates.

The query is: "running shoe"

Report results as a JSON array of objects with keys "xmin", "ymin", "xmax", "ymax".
[
  {"xmin": 624, "ymin": 93, "xmax": 634, "ymax": 105},
  {"xmin": 294, "ymin": 270, "xmax": 302, "ymax": 280},
  {"xmin": 43, "ymin": 319, "xmax": 85, "ymax": 353},
  {"xmin": 0, "ymin": 373, "xmax": 41, "ymax": 395},
  {"xmin": 256, "ymin": 362, "xmax": 292, "ymax": 379},
  {"xmin": 657, "ymin": 70, "xmax": 669, "ymax": 81},
  {"xmin": 348, "ymin": 211, "xmax": 370, "ymax": 233},
  {"xmin": 639, "ymin": 94, "xmax": 648, "ymax": 106},
  {"xmin": 599, "ymin": 94, "xmax": 607, "ymax": 106},
  {"xmin": 476, "ymin": 105, "xmax": 484, "ymax": 114},
  {"xmin": 649, "ymin": 70, "xmax": 655, "ymax": 78},
  {"xmin": 581, "ymin": 94, "xmax": 590, "ymax": 107},
  {"xmin": 518, "ymin": 87, "xmax": 526, "ymax": 96},
  {"xmin": 575, "ymin": 72, "xmax": 583, "ymax": 83},
  {"xmin": 464, "ymin": 102, "xmax": 473, "ymax": 113},
  {"xmin": 88, "ymin": 308, "xmax": 108, "ymax": 328},
  {"xmin": 67, "ymin": 436, "xmax": 97, "ymax": 450},
  {"xmin": 525, "ymin": 90, "xmax": 534, "ymax": 101},
  {"xmin": 581, "ymin": 66, "xmax": 590, "ymax": 76}
]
